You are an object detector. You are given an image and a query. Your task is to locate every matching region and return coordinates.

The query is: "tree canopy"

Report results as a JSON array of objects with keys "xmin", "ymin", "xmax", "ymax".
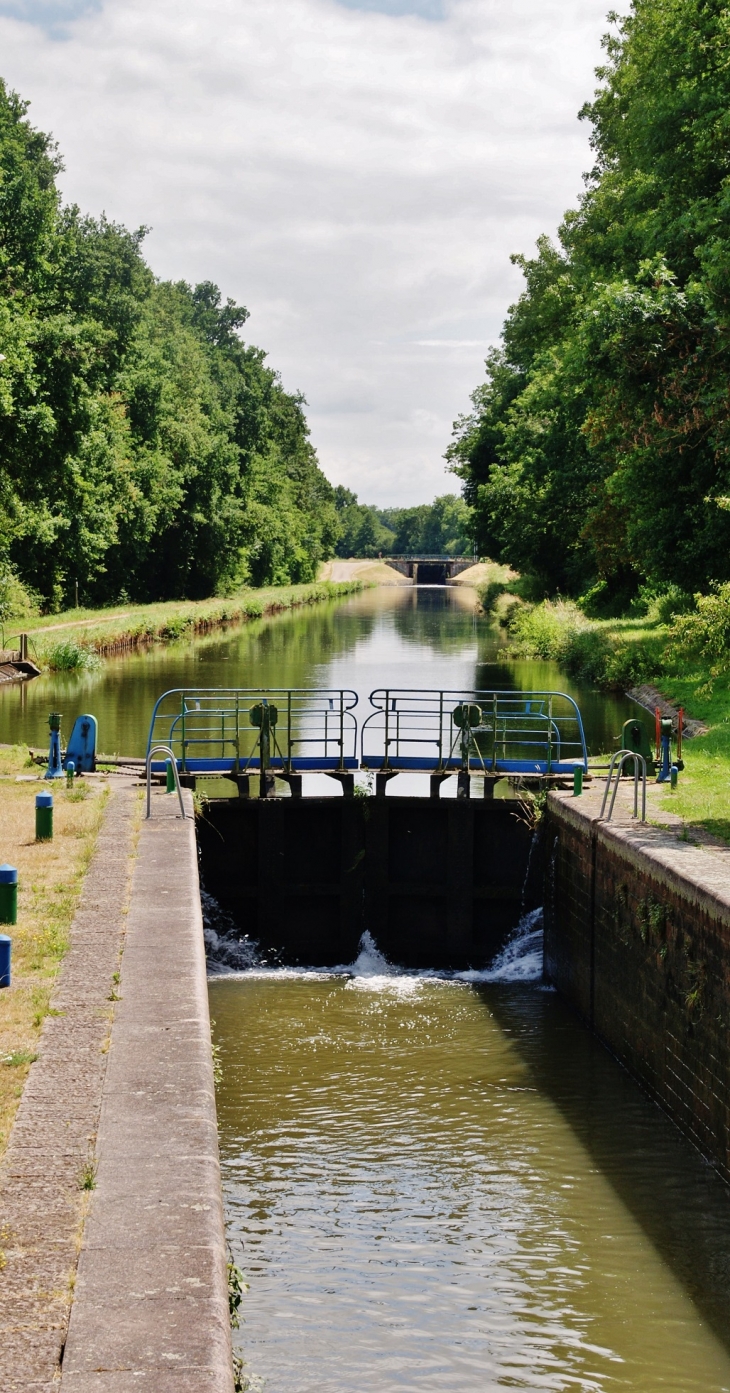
[
  {"xmin": 448, "ymin": 0, "xmax": 730, "ymax": 609},
  {"xmin": 0, "ymin": 80, "xmax": 338, "ymax": 608},
  {"xmin": 334, "ymin": 488, "xmax": 471, "ymax": 557}
]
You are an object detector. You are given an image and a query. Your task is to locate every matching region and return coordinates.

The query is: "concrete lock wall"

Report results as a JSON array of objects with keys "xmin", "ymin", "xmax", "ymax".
[
  {"xmin": 545, "ymin": 792, "xmax": 730, "ymax": 1182},
  {"xmin": 198, "ymin": 797, "xmax": 542, "ymax": 970}
]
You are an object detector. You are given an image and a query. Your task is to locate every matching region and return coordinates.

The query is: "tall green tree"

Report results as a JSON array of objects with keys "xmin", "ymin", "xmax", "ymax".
[
  {"xmin": 449, "ymin": 0, "xmax": 730, "ymax": 602},
  {"xmin": 0, "ymin": 79, "xmax": 338, "ymax": 609}
]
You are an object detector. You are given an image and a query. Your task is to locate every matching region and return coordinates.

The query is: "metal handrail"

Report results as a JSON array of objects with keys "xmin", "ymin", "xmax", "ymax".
[
  {"xmin": 361, "ymin": 688, "xmax": 587, "ymax": 774},
  {"xmin": 600, "ymin": 748, "xmax": 647, "ymax": 823},
  {"xmin": 146, "ymin": 744, "xmax": 187, "ymax": 820},
  {"xmin": 147, "ymin": 687, "xmax": 359, "ymax": 773}
]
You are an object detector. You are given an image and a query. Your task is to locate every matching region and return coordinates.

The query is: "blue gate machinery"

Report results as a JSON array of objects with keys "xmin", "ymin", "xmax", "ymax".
[{"xmin": 146, "ymin": 687, "xmax": 588, "ymax": 797}]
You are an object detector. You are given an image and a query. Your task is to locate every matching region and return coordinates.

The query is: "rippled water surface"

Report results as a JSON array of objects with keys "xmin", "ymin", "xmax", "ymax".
[
  {"xmin": 212, "ymin": 929, "xmax": 730, "ymax": 1392},
  {"xmin": 0, "ymin": 586, "xmax": 636, "ymax": 763}
]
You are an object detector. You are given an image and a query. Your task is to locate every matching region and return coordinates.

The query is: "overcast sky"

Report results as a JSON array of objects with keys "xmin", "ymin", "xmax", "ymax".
[{"xmin": 0, "ymin": 0, "xmax": 619, "ymax": 505}]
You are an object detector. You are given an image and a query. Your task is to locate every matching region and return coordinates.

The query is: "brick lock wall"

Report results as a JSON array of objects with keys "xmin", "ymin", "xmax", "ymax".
[{"xmin": 545, "ymin": 796, "xmax": 730, "ymax": 1181}]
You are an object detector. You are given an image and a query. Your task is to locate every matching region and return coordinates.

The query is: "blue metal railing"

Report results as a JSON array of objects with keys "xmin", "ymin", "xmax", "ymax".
[
  {"xmin": 360, "ymin": 688, "xmax": 587, "ymax": 775},
  {"xmin": 146, "ymin": 688, "xmax": 359, "ymax": 774},
  {"xmin": 146, "ymin": 686, "xmax": 587, "ymax": 778}
]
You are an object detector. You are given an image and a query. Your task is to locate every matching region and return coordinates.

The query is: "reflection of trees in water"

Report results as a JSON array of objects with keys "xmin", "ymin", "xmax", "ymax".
[
  {"xmin": 211, "ymin": 601, "xmax": 379, "ymax": 690},
  {"xmin": 389, "ymin": 588, "xmax": 488, "ymax": 653}
]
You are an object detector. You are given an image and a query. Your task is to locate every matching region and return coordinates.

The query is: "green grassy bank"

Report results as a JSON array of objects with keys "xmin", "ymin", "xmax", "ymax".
[
  {"xmin": 1, "ymin": 581, "xmax": 366, "ymax": 674},
  {"xmin": 481, "ymin": 584, "xmax": 730, "ymax": 843}
]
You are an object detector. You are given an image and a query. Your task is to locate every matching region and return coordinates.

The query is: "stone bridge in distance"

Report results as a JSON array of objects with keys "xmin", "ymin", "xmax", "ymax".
[{"xmin": 384, "ymin": 555, "xmax": 474, "ymax": 583}]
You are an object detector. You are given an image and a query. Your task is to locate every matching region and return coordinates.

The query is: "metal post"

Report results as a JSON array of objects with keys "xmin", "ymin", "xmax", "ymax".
[
  {"xmin": 0, "ymin": 864, "xmax": 18, "ymax": 926},
  {"xmin": 35, "ymin": 792, "xmax": 53, "ymax": 841},
  {"xmin": 45, "ymin": 712, "xmax": 63, "ymax": 780},
  {"xmin": 260, "ymin": 699, "xmax": 270, "ymax": 800},
  {"xmin": 0, "ymin": 934, "xmax": 10, "ymax": 988},
  {"xmin": 181, "ymin": 696, "xmax": 187, "ymax": 773}
]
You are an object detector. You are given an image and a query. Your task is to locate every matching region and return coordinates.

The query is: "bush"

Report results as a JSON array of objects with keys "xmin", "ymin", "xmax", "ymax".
[
  {"xmin": 667, "ymin": 583, "xmax": 730, "ymax": 688},
  {"xmin": 477, "ymin": 580, "xmax": 508, "ymax": 614},
  {"xmin": 0, "ymin": 565, "xmax": 39, "ymax": 625},
  {"xmin": 506, "ymin": 599, "xmax": 662, "ymax": 688},
  {"xmin": 43, "ymin": 639, "xmax": 101, "ymax": 672}
]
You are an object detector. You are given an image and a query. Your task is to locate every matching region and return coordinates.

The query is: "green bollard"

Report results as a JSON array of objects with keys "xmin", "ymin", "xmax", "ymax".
[
  {"xmin": 35, "ymin": 791, "xmax": 53, "ymax": 842},
  {"xmin": 166, "ymin": 760, "xmax": 176, "ymax": 793},
  {"xmin": 66, "ymin": 760, "xmax": 75, "ymax": 788},
  {"xmin": 0, "ymin": 864, "xmax": 18, "ymax": 926},
  {"xmin": 670, "ymin": 764, "xmax": 679, "ymax": 791},
  {"xmin": 573, "ymin": 766, "xmax": 584, "ymax": 797}
]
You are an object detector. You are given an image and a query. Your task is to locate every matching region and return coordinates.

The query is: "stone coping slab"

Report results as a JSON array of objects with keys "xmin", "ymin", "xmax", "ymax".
[
  {"xmin": 60, "ymin": 789, "xmax": 233, "ymax": 1392},
  {"xmin": 550, "ymin": 786, "xmax": 730, "ymax": 921}
]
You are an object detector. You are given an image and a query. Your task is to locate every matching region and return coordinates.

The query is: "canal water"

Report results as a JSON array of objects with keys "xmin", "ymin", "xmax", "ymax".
[
  {"xmin": 0, "ymin": 586, "xmax": 636, "ymax": 785},
  {"xmin": 5, "ymin": 586, "xmax": 730, "ymax": 1386}
]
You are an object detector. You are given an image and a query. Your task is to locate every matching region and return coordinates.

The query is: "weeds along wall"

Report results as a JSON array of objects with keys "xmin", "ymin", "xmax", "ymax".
[{"xmin": 545, "ymin": 794, "xmax": 730, "ymax": 1180}]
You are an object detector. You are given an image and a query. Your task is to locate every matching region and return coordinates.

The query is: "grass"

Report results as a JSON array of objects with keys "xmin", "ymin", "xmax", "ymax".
[
  {"xmin": 3, "ymin": 580, "xmax": 366, "ymax": 671},
  {"xmin": 0, "ymin": 745, "xmax": 111, "ymax": 1160},
  {"xmin": 493, "ymin": 593, "xmax": 730, "ymax": 843}
]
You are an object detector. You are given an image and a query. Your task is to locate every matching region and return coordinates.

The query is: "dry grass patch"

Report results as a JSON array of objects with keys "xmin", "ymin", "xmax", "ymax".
[{"xmin": 0, "ymin": 745, "xmax": 110, "ymax": 1160}]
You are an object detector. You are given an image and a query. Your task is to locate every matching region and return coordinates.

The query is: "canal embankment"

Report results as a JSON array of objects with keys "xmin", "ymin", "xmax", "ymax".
[
  {"xmin": 0, "ymin": 780, "xmax": 232, "ymax": 1390},
  {"xmin": 493, "ymin": 591, "xmax": 730, "ymax": 843},
  {"xmin": 546, "ymin": 783, "xmax": 730, "ymax": 1182},
  {"xmin": 12, "ymin": 579, "xmax": 365, "ymax": 672}
]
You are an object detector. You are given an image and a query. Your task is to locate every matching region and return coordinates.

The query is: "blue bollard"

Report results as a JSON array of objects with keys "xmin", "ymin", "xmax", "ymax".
[
  {"xmin": 0, "ymin": 864, "xmax": 18, "ymax": 925},
  {"xmin": 0, "ymin": 934, "xmax": 10, "ymax": 988}
]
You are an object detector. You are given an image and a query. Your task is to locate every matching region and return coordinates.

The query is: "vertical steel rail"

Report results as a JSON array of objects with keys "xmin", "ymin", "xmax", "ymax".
[
  {"xmin": 180, "ymin": 694, "xmax": 187, "ymax": 773},
  {"xmin": 547, "ymin": 695, "xmax": 553, "ymax": 774}
]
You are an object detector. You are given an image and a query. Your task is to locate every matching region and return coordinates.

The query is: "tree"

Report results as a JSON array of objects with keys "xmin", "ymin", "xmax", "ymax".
[{"xmin": 449, "ymin": 0, "xmax": 730, "ymax": 602}]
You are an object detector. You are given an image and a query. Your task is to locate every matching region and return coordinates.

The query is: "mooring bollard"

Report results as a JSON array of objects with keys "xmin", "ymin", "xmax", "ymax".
[
  {"xmin": 573, "ymin": 766, "xmax": 584, "ymax": 797},
  {"xmin": 0, "ymin": 864, "xmax": 18, "ymax": 926},
  {"xmin": 66, "ymin": 759, "xmax": 75, "ymax": 788},
  {"xmin": 0, "ymin": 933, "xmax": 10, "ymax": 987},
  {"xmin": 670, "ymin": 764, "xmax": 679, "ymax": 791},
  {"xmin": 36, "ymin": 791, "xmax": 53, "ymax": 842},
  {"xmin": 166, "ymin": 759, "xmax": 176, "ymax": 793}
]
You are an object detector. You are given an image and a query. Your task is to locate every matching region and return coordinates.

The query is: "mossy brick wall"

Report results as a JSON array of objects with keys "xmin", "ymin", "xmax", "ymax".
[{"xmin": 545, "ymin": 795, "xmax": 730, "ymax": 1180}]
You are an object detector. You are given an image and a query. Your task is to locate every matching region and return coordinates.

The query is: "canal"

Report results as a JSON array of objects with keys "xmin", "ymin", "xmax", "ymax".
[{"xmin": 4, "ymin": 586, "xmax": 730, "ymax": 1387}]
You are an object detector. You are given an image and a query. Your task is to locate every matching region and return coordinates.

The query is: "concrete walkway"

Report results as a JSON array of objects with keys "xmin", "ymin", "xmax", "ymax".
[{"xmin": 60, "ymin": 788, "xmax": 233, "ymax": 1391}]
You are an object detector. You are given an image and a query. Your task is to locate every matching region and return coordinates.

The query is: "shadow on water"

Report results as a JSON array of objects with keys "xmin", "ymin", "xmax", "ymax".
[{"xmin": 482, "ymin": 981, "xmax": 730, "ymax": 1355}]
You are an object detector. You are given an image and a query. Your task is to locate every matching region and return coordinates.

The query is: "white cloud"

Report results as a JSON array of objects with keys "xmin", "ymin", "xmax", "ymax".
[{"xmin": 0, "ymin": 0, "xmax": 618, "ymax": 503}]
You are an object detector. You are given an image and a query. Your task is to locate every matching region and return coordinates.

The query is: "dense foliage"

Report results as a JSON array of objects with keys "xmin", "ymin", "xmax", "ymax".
[
  {"xmin": 0, "ymin": 80, "xmax": 338, "ymax": 609},
  {"xmin": 449, "ymin": 0, "xmax": 730, "ymax": 609},
  {"xmin": 334, "ymin": 488, "xmax": 471, "ymax": 557}
]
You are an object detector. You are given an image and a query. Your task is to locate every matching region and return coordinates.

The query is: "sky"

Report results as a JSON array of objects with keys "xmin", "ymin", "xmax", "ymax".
[{"xmin": 0, "ymin": 0, "xmax": 620, "ymax": 505}]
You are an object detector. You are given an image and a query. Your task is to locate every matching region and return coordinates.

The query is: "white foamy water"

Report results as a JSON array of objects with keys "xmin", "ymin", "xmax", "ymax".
[{"xmin": 204, "ymin": 886, "xmax": 544, "ymax": 988}]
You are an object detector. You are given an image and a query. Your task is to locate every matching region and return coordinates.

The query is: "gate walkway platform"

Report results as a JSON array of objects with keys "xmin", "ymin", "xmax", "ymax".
[{"xmin": 146, "ymin": 687, "xmax": 588, "ymax": 791}]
